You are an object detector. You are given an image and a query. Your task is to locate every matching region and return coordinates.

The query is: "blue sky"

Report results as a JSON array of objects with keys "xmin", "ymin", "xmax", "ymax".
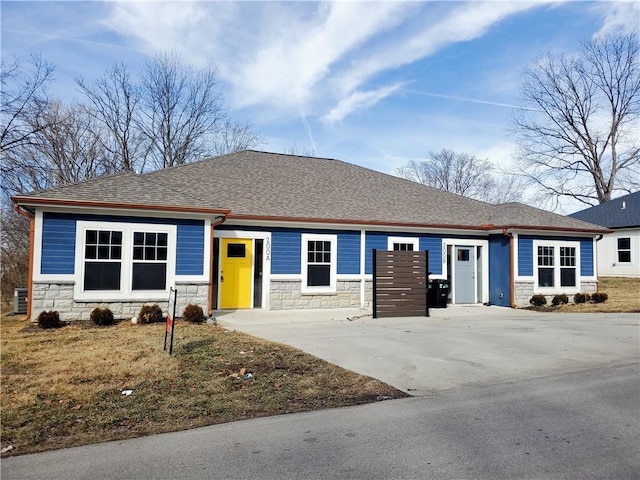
[{"xmin": 2, "ymin": 1, "xmax": 638, "ymax": 213}]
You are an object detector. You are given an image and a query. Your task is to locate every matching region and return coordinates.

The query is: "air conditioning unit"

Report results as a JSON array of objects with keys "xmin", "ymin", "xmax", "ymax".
[{"xmin": 14, "ymin": 288, "xmax": 27, "ymax": 314}]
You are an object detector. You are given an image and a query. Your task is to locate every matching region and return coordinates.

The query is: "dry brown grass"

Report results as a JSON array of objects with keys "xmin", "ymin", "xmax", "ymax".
[
  {"xmin": 1, "ymin": 312, "xmax": 406, "ymax": 457},
  {"xmin": 533, "ymin": 277, "xmax": 640, "ymax": 313}
]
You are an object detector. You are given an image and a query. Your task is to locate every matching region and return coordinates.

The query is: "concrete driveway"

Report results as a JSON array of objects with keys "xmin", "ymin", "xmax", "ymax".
[{"xmin": 217, "ymin": 306, "xmax": 640, "ymax": 395}]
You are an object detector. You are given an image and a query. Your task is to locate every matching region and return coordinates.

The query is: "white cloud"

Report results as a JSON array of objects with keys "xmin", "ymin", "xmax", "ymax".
[
  {"xmin": 322, "ymin": 82, "xmax": 405, "ymax": 123},
  {"xmin": 221, "ymin": 2, "xmax": 411, "ymax": 111},
  {"xmin": 103, "ymin": 1, "xmax": 560, "ymax": 123},
  {"xmin": 594, "ymin": 1, "xmax": 640, "ymax": 37},
  {"xmin": 105, "ymin": 2, "xmax": 217, "ymax": 55},
  {"xmin": 330, "ymin": 1, "xmax": 557, "ymax": 97}
]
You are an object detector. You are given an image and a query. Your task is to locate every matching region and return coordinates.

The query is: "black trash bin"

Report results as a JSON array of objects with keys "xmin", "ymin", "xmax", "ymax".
[{"xmin": 428, "ymin": 279, "xmax": 449, "ymax": 308}]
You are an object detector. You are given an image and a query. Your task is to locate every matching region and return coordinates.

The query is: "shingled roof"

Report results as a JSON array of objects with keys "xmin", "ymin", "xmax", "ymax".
[
  {"xmin": 13, "ymin": 150, "xmax": 607, "ymax": 233},
  {"xmin": 569, "ymin": 191, "xmax": 640, "ymax": 229},
  {"xmin": 12, "ymin": 170, "xmax": 229, "ymax": 214}
]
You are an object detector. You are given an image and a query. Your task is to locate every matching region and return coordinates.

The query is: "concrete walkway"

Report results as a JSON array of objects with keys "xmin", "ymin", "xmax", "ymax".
[{"xmin": 217, "ymin": 306, "xmax": 640, "ymax": 395}]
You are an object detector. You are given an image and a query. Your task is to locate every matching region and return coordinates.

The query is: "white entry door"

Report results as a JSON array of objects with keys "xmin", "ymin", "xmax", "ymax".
[{"xmin": 454, "ymin": 246, "xmax": 475, "ymax": 304}]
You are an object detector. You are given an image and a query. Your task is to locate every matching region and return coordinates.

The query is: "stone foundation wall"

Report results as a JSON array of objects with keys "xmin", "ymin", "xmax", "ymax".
[
  {"xmin": 364, "ymin": 280, "xmax": 373, "ymax": 308},
  {"xmin": 514, "ymin": 279, "xmax": 600, "ymax": 307},
  {"xmin": 30, "ymin": 280, "xmax": 209, "ymax": 322},
  {"xmin": 269, "ymin": 280, "xmax": 361, "ymax": 310},
  {"xmin": 514, "ymin": 281, "xmax": 535, "ymax": 307},
  {"xmin": 174, "ymin": 281, "xmax": 209, "ymax": 317},
  {"xmin": 580, "ymin": 281, "xmax": 598, "ymax": 294}
]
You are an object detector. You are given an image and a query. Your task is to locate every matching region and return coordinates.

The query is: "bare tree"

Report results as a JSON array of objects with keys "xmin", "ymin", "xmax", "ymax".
[
  {"xmin": 395, "ymin": 149, "xmax": 522, "ymax": 203},
  {"xmin": 1, "ymin": 55, "xmax": 54, "ymax": 300},
  {"xmin": 1, "ymin": 99, "xmax": 116, "ymax": 300},
  {"xmin": 284, "ymin": 141, "xmax": 316, "ymax": 157},
  {"xmin": 1, "ymin": 55, "xmax": 54, "ymax": 154},
  {"xmin": 3, "ymin": 101, "xmax": 111, "ymax": 196},
  {"xmin": 139, "ymin": 52, "xmax": 225, "ymax": 168},
  {"xmin": 211, "ymin": 119, "xmax": 262, "ymax": 156},
  {"xmin": 0, "ymin": 206, "xmax": 30, "ymax": 299},
  {"xmin": 77, "ymin": 63, "xmax": 146, "ymax": 173},
  {"xmin": 512, "ymin": 33, "xmax": 640, "ymax": 208}
]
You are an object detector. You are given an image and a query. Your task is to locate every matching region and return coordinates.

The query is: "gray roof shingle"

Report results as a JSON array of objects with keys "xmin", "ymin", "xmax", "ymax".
[
  {"xmin": 13, "ymin": 170, "xmax": 228, "ymax": 212},
  {"xmin": 14, "ymin": 150, "xmax": 607, "ymax": 233},
  {"xmin": 569, "ymin": 191, "xmax": 640, "ymax": 229}
]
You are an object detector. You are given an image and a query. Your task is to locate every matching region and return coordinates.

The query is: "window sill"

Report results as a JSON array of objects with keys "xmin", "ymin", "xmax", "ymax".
[
  {"xmin": 74, "ymin": 290, "xmax": 171, "ymax": 302},
  {"xmin": 534, "ymin": 287, "xmax": 579, "ymax": 294}
]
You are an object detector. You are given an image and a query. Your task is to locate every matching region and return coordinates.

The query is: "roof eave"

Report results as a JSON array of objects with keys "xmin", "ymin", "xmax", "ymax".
[
  {"xmin": 11, "ymin": 196, "xmax": 231, "ymax": 216},
  {"xmin": 229, "ymin": 214, "xmax": 609, "ymax": 233},
  {"xmin": 502, "ymin": 224, "xmax": 612, "ymax": 234}
]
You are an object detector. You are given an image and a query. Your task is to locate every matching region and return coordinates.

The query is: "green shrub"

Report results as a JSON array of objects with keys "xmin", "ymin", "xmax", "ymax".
[
  {"xmin": 552, "ymin": 294, "xmax": 569, "ymax": 306},
  {"xmin": 591, "ymin": 292, "xmax": 608, "ymax": 303},
  {"xmin": 574, "ymin": 293, "xmax": 590, "ymax": 304},
  {"xmin": 90, "ymin": 307, "xmax": 115, "ymax": 326},
  {"xmin": 137, "ymin": 304, "xmax": 163, "ymax": 324},
  {"xmin": 37, "ymin": 311, "xmax": 61, "ymax": 329},
  {"xmin": 183, "ymin": 304, "xmax": 205, "ymax": 323},
  {"xmin": 529, "ymin": 294, "xmax": 547, "ymax": 307}
]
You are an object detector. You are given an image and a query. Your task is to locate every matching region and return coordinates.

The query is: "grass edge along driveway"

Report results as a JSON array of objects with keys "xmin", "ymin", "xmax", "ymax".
[{"xmin": 1, "ymin": 315, "xmax": 407, "ymax": 457}]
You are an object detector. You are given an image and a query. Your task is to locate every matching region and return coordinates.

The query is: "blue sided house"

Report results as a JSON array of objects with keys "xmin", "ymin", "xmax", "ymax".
[{"xmin": 12, "ymin": 150, "xmax": 609, "ymax": 321}]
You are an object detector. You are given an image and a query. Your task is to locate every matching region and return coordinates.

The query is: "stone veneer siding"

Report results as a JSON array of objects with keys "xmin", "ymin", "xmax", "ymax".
[
  {"xmin": 514, "ymin": 280, "xmax": 598, "ymax": 307},
  {"xmin": 30, "ymin": 280, "xmax": 209, "ymax": 322},
  {"xmin": 269, "ymin": 280, "xmax": 361, "ymax": 310}
]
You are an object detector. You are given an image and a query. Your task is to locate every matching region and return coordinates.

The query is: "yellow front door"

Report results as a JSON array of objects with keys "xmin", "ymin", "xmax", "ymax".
[{"xmin": 220, "ymin": 238, "xmax": 253, "ymax": 309}]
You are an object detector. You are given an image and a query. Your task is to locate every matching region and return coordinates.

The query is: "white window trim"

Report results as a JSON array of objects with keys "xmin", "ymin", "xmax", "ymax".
[
  {"xmin": 617, "ymin": 237, "xmax": 632, "ymax": 264},
  {"xmin": 74, "ymin": 221, "xmax": 177, "ymax": 301},
  {"xmin": 533, "ymin": 239, "xmax": 581, "ymax": 294},
  {"xmin": 387, "ymin": 236, "xmax": 419, "ymax": 251},
  {"xmin": 301, "ymin": 233, "xmax": 337, "ymax": 294}
]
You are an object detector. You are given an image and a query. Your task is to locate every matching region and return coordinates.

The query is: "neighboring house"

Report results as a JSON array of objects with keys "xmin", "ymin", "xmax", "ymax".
[
  {"xmin": 12, "ymin": 150, "xmax": 609, "ymax": 321},
  {"xmin": 570, "ymin": 192, "xmax": 640, "ymax": 278}
]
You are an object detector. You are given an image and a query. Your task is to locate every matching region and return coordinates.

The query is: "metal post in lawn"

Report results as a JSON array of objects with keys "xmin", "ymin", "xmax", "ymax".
[{"xmin": 164, "ymin": 287, "xmax": 177, "ymax": 355}]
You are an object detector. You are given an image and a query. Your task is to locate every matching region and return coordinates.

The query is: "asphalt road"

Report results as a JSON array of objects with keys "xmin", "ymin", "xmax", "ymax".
[{"xmin": 3, "ymin": 362, "xmax": 639, "ymax": 480}]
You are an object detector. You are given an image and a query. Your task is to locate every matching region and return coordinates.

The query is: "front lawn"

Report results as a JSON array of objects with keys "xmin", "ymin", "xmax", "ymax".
[
  {"xmin": 532, "ymin": 277, "xmax": 640, "ymax": 312},
  {"xmin": 1, "ymin": 313, "xmax": 406, "ymax": 456}
]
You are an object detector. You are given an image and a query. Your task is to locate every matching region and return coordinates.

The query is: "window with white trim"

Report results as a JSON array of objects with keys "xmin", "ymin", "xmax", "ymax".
[
  {"xmin": 537, "ymin": 246, "xmax": 554, "ymax": 287},
  {"xmin": 387, "ymin": 237, "xmax": 419, "ymax": 252},
  {"xmin": 76, "ymin": 221, "xmax": 176, "ymax": 299},
  {"xmin": 559, "ymin": 246, "xmax": 576, "ymax": 287},
  {"xmin": 618, "ymin": 238, "xmax": 631, "ymax": 263},
  {"xmin": 534, "ymin": 241, "xmax": 579, "ymax": 291},
  {"xmin": 301, "ymin": 234, "xmax": 336, "ymax": 293},
  {"xmin": 84, "ymin": 229, "xmax": 122, "ymax": 290},
  {"xmin": 132, "ymin": 232, "xmax": 168, "ymax": 290}
]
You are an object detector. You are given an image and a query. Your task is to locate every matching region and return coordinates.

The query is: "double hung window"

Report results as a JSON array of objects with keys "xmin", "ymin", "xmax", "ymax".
[
  {"xmin": 307, "ymin": 240, "xmax": 331, "ymax": 287},
  {"xmin": 301, "ymin": 234, "xmax": 336, "ymax": 293},
  {"xmin": 617, "ymin": 238, "xmax": 631, "ymax": 263},
  {"xmin": 537, "ymin": 246, "xmax": 554, "ymax": 287},
  {"xmin": 535, "ymin": 241, "xmax": 579, "ymax": 291},
  {"xmin": 84, "ymin": 230, "xmax": 122, "ymax": 290},
  {"xmin": 559, "ymin": 247, "xmax": 576, "ymax": 287},
  {"xmin": 77, "ymin": 221, "xmax": 175, "ymax": 299},
  {"xmin": 132, "ymin": 232, "xmax": 168, "ymax": 290}
]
